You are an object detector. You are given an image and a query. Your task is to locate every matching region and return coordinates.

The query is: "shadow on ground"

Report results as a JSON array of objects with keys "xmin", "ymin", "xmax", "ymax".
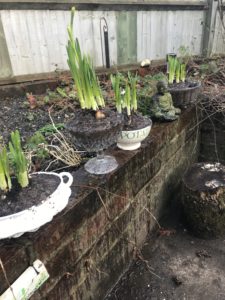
[{"xmin": 104, "ymin": 199, "xmax": 225, "ymax": 300}]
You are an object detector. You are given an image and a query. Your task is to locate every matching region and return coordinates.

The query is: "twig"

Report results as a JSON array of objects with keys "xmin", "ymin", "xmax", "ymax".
[
  {"xmin": 143, "ymin": 207, "xmax": 161, "ymax": 229},
  {"xmin": 41, "ymin": 109, "xmax": 82, "ymax": 168},
  {"xmin": 134, "ymin": 247, "xmax": 161, "ymax": 279},
  {"xmin": 0, "ymin": 258, "xmax": 16, "ymax": 300}
]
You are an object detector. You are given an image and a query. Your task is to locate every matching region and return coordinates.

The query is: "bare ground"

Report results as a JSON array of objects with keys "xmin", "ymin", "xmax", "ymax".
[{"xmin": 105, "ymin": 200, "xmax": 225, "ymax": 300}]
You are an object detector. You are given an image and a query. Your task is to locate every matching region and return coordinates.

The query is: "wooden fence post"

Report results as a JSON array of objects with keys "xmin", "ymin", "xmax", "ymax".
[
  {"xmin": 202, "ymin": 0, "xmax": 218, "ymax": 57},
  {"xmin": 0, "ymin": 15, "xmax": 13, "ymax": 79}
]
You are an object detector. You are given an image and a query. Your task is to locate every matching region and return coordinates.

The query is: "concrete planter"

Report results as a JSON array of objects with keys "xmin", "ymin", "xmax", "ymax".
[
  {"xmin": 66, "ymin": 109, "xmax": 123, "ymax": 174},
  {"xmin": 182, "ymin": 163, "xmax": 225, "ymax": 238},
  {"xmin": 168, "ymin": 81, "xmax": 201, "ymax": 109},
  {"xmin": 0, "ymin": 172, "xmax": 73, "ymax": 239},
  {"xmin": 117, "ymin": 122, "xmax": 152, "ymax": 151}
]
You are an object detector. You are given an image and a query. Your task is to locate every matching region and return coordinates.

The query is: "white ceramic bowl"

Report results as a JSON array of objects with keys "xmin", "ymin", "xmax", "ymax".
[
  {"xmin": 117, "ymin": 124, "xmax": 152, "ymax": 151},
  {"xmin": 0, "ymin": 172, "xmax": 73, "ymax": 239}
]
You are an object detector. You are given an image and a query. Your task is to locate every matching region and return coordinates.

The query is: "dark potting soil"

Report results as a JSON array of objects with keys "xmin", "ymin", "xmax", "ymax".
[
  {"xmin": 65, "ymin": 108, "xmax": 122, "ymax": 134},
  {"xmin": 123, "ymin": 112, "xmax": 152, "ymax": 131},
  {"xmin": 183, "ymin": 162, "xmax": 225, "ymax": 192},
  {"xmin": 168, "ymin": 80, "xmax": 200, "ymax": 91},
  {"xmin": 0, "ymin": 173, "xmax": 60, "ymax": 217},
  {"xmin": 0, "ymin": 96, "xmax": 80, "ymax": 171},
  {"xmin": 0, "ymin": 96, "xmax": 76, "ymax": 143},
  {"xmin": 65, "ymin": 108, "xmax": 123, "ymax": 152}
]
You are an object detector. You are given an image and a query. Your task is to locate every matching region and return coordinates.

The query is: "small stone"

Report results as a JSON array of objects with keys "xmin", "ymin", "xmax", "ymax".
[
  {"xmin": 172, "ymin": 275, "xmax": 183, "ymax": 286},
  {"xmin": 196, "ymin": 250, "xmax": 211, "ymax": 258},
  {"xmin": 140, "ymin": 59, "xmax": 151, "ymax": 67}
]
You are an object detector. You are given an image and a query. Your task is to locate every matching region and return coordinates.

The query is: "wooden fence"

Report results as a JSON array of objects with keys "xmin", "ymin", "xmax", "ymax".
[{"xmin": 0, "ymin": 0, "xmax": 224, "ymax": 82}]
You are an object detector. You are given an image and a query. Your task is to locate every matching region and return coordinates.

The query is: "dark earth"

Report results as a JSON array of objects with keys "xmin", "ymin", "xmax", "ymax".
[
  {"xmin": 0, "ymin": 173, "xmax": 60, "ymax": 216},
  {"xmin": 123, "ymin": 112, "xmax": 152, "ymax": 130},
  {"xmin": 183, "ymin": 162, "xmax": 225, "ymax": 192},
  {"xmin": 0, "ymin": 96, "xmax": 76, "ymax": 143},
  {"xmin": 66, "ymin": 108, "xmax": 122, "ymax": 134},
  {"xmin": 168, "ymin": 80, "xmax": 200, "ymax": 91},
  {"xmin": 105, "ymin": 199, "xmax": 225, "ymax": 300}
]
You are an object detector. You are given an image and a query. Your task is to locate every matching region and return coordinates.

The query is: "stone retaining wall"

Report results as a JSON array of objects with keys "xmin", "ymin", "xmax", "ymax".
[{"xmin": 0, "ymin": 108, "xmax": 199, "ymax": 300}]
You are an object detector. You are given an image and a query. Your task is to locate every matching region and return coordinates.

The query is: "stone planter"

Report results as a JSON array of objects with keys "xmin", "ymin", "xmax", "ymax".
[
  {"xmin": 0, "ymin": 172, "xmax": 73, "ymax": 239},
  {"xmin": 66, "ymin": 109, "xmax": 123, "ymax": 174},
  {"xmin": 168, "ymin": 81, "xmax": 201, "ymax": 109},
  {"xmin": 182, "ymin": 163, "xmax": 225, "ymax": 238},
  {"xmin": 117, "ymin": 118, "xmax": 152, "ymax": 151}
]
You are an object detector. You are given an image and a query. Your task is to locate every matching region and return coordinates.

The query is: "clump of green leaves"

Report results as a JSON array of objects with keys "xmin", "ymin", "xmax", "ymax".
[
  {"xmin": 0, "ymin": 130, "xmax": 29, "ymax": 193},
  {"xmin": 168, "ymin": 54, "xmax": 177, "ymax": 84},
  {"xmin": 0, "ymin": 146, "xmax": 11, "ymax": 192},
  {"xmin": 178, "ymin": 45, "xmax": 190, "ymax": 83},
  {"xmin": 25, "ymin": 132, "xmax": 49, "ymax": 161},
  {"xmin": 111, "ymin": 72, "xmax": 138, "ymax": 117},
  {"xmin": 67, "ymin": 7, "xmax": 105, "ymax": 111},
  {"xmin": 175, "ymin": 59, "xmax": 181, "ymax": 83},
  {"xmin": 167, "ymin": 47, "xmax": 190, "ymax": 84},
  {"xmin": 167, "ymin": 54, "xmax": 184, "ymax": 84},
  {"xmin": 38, "ymin": 123, "xmax": 65, "ymax": 136},
  {"xmin": 180, "ymin": 63, "xmax": 186, "ymax": 82},
  {"xmin": 110, "ymin": 72, "xmax": 123, "ymax": 113},
  {"xmin": 9, "ymin": 130, "xmax": 29, "ymax": 188}
]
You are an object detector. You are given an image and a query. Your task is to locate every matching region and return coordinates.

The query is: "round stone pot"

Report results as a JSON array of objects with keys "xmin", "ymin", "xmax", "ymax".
[
  {"xmin": 66, "ymin": 109, "xmax": 123, "ymax": 174},
  {"xmin": 182, "ymin": 163, "xmax": 225, "ymax": 239},
  {"xmin": 66, "ymin": 109, "xmax": 123, "ymax": 152},
  {"xmin": 168, "ymin": 81, "xmax": 201, "ymax": 109},
  {"xmin": 117, "ymin": 116, "xmax": 152, "ymax": 151}
]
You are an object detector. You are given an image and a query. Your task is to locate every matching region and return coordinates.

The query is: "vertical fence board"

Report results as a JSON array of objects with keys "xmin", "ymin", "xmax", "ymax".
[
  {"xmin": 1, "ymin": 9, "xmax": 117, "ymax": 76},
  {"xmin": 212, "ymin": 11, "xmax": 225, "ymax": 54},
  {"xmin": 137, "ymin": 10, "xmax": 204, "ymax": 61},
  {"xmin": 0, "ymin": 14, "xmax": 12, "ymax": 78},
  {"xmin": 0, "ymin": 6, "xmax": 223, "ymax": 79},
  {"xmin": 117, "ymin": 11, "xmax": 137, "ymax": 65}
]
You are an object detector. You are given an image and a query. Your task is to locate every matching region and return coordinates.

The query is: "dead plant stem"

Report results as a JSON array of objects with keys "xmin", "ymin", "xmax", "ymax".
[{"xmin": 0, "ymin": 258, "xmax": 16, "ymax": 300}]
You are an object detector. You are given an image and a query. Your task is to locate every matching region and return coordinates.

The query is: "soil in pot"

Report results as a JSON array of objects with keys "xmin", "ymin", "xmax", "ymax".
[
  {"xmin": 66, "ymin": 108, "xmax": 122, "ymax": 134},
  {"xmin": 117, "ymin": 113, "xmax": 152, "ymax": 151},
  {"xmin": 123, "ymin": 112, "xmax": 152, "ymax": 130},
  {"xmin": 168, "ymin": 81, "xmax": 198, "ymax": 91},
  {"xmin": 0, "ymin": 174, "xmax": 60, "ymax": 217},
  {"xmin": 66, "ymin": 108, "xmax": 123, "ymax": 152}
]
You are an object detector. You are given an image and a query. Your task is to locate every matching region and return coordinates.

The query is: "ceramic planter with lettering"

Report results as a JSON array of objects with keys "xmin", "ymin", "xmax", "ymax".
[{"xmin": 117, "ymin": 120, "xmax": 152, "ymax": 151}]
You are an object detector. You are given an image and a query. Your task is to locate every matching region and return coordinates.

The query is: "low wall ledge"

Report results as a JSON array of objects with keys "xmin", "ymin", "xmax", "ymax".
[
  {"xmin": 0, "ymin": 107, "xmax": 198, "ymax": 299},
  {"xmin": 0, "ymin": 1, "xmax": 208, "ymax": 11}
]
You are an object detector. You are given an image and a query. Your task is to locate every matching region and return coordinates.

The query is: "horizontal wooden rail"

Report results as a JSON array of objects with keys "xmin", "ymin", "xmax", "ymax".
[{"xmin": 0, "ymin": 0, "xmax": 208, "ymax": 11}]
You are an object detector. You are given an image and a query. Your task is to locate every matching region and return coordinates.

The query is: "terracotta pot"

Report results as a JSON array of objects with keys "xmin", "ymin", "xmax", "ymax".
[
  {"xmin": 168, "ymin": 81, "xmax": 201, "ymax": 109},
  {"xmin": 0, "ymin": 172, "xmax": 73, "ymax": 239}
]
